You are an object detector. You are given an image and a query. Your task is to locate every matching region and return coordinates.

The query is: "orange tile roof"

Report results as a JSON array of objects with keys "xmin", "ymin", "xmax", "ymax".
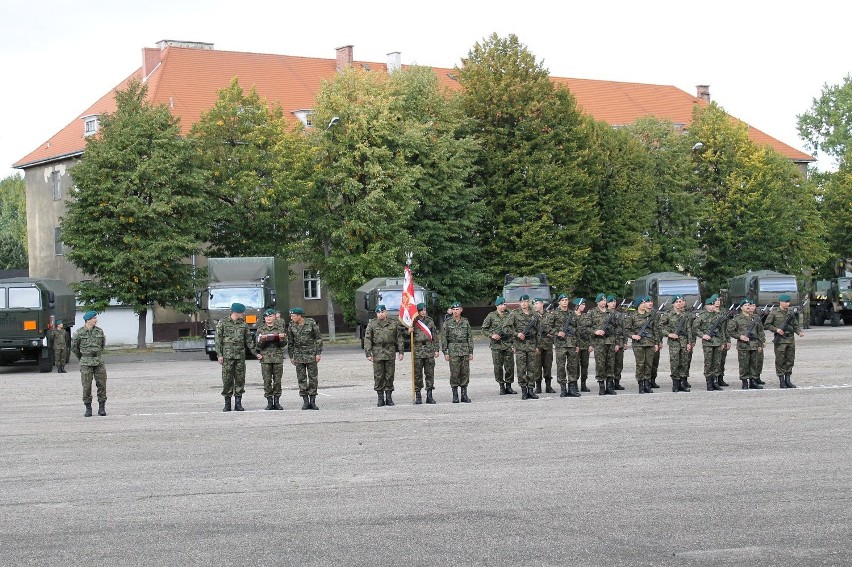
[{"xmin": 14, "ymin": 45, "xmax": 814, "ymax": 168}]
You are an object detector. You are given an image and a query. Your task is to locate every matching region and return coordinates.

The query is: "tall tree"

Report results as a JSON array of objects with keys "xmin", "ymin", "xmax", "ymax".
[
  {"xmin": 0, "ymin": 174, "xmax": 28, "ymax": 269},
  {"xmin": 814, "ymin": 155, "xmax": 852, "ymax": 264},
  {"xmin": 62, "ymin": 80, "xmax": 207, "ymax": 347},
  {"xmin": 797, "ymin": 74, "xmax": 852, "ymax": 166}
]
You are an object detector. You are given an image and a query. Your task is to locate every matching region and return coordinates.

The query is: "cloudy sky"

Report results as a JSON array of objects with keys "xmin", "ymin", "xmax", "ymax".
[{"xmin": 2, "ymin": 0, "xmax": 849, "ymax": 178}]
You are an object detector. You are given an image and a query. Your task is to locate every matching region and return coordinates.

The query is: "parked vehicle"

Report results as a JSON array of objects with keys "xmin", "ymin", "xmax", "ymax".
[
  {"xmin": 810, "ymin": 258, "xmax": 852, "ymax": 326},
  {"xmin": 354, "ymin": 277, "xmax": 438, "ymax": 348}
]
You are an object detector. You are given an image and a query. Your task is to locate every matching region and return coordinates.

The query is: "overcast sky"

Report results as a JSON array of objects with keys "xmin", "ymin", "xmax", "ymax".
[{"xmin": 2, "ymin": 0, "xmax": 849, "ymax": 179}]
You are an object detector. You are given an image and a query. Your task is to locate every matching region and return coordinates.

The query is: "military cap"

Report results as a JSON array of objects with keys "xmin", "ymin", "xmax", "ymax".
[
  {"xmin": 519, "ymin": 294, "xmax": 530, "ymax": 301},
  {"xmin": 83, "ymin": 310, "xmax": 97, "ymax": 321},
  {"xmin": 672, "ymin": 295, "xmax": 685, "ymax": 302},
  {"xmin": 55, "ymin": 319, "xmax": 63, "ymax": 326},
  {"xmin": 495, "ymin": 296, "xmax": 506, "ymax": 306},
  {"xmin": 557, "ymin": 293, "xmax": 569, "ymax": 301},
  {"xmin": 606, "ymin": 294, "xmax": 617, "ymax": 302},
  {"xmin": 450, "ymin": 301, "xmax": 462, "ymax": 308},
  {"xmin": 595, "ymin": 292, "xmax": 607, "ymax": 302},
  {"xmin": 263, "ymin": 308, "xmax": 276, "ymax": 317},
  {"xmin": 572, "ymin": 297, "xmax": 585, "ymax": 306},
  {"xmin": 638, "ymin": 295, "xmax": 653, "ymax": 303},
  {"xmin": 779, "ymin": 294, "xmax": 792, "ymax": 302},
  {"xmin": 704, "ymin": 295, "xmax": 718, "ymax": 305},
  {"xmin": 289, "ymin": 307, "xmax": 304, "ymax": 315},
  {"xmin": 375, "ymin": 304, "xmax": 387, "ymax": 313},
  {"xmin": 230, "ymin": 303, "xmax": 246, "ymax": 313},
  {"xmin": 741, "ymin": 298, "xmax": 756, "ymax": 305},
  {"xmin": 416, "ymin": 302, "xmax": 427, "ymax": 311},
  {"xmin": 533, "ymin": 298, "xmax": 545, "ymax": 304}
]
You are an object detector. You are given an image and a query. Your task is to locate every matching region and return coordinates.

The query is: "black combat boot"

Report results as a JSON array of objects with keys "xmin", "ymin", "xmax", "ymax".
[
  {"xmin": 302, "ymin": 395, "xmax": 311, "ymax": 410},
  {"xmin": 415, "ymin": 389, "xmax": 422, "ymax": 404},
  {"xmin": 527, "ymin": 386, "xmax": 539, "ymax": 399},
  {"xmin": 706, "ymin": 377, "xmax": 715, "ymax": 391},
  {"xmin": 598, "ymin": 381, "xmax": 606, "ymax": 396},
  {"xmin": 672, "ymin": 379, "xmax": 681, "ymax": 392},
  {"xmin": 639, "ymin": 380, "xmax": 647, "ymax": 394},
  {"xmin": 223, "ymin": 397, "xmax": 232, "ymax": 412},
  {"xmin": 568, "ymin": 382, "xmax": 581, "ymax": 397},
  {"xmin": 84, "ymin": 403, "xmax": 92, "ymax": 417},
  {"xmin": 545, "ymin": 379, "xmax": 556, "ymax": 393},
  {"xmin": 560, "ymin": 383, "xmax": 569, "ymax": 397},
  {"xmin": 535, "ymin": 379, "xmax": 543, "ymax": 394},
  {"xmin": 265, "ymin": 396, "xmax": 274, "ymax": 410},
  {"xmin": 426, "ymin": 389, "xmax": 436, "ymax": 404},
  {"xmin": 499, "ymin": 383, "xmax": 507, "ymax": 395},
  {"xmin": 680, "ymin": 378, "xmax": 691, "ymax": 392},
  {"xmin": 779, "ymin": 374, "xmax": 788, "ymax": 389},
  {"xmin": 385, "ymin": 392, "xmax": 394, "ymax": 406},
  {"xmin": 650, "ymin": 377, "xmax": 660, "ymax": 389},
  {"xmin": 608, "ymin": 379, "xmax": 618, "ymax": 395},
  {"xmin": 614, "ymin": 379, "xmax": 625, "ymax": 391},
  {"xmin": 521, "ymin": 386, "xmax": 528, "ymax": 400},
  {"xmin": 717, "ymin": 375, "xmax": 729, "ymax": 387},
  {"xmin": 754, "ymin": 376, "xmax": 766, "ymax": 385},
  {"xmin": 505, "ymin": 383, "xmax": 517, "ymax": 394},
  {"xmin": 377, "ymin": 392, "xmax": 386, "ymax": 407},
  {"xmin": 581, "ymin": 378, "xmax": 590, "ymax": 392},
  {"xmin": 309, "ymin": 395, "xmax": 319, "ymax": 410},
  {"xmin": 452, "ymin": 386, "xmax": 460, "ymax": 403},
  {"xmin": 749, "ymin": 378, "xmax": 764, "ymax": 390},
  {"xmin": 741, "ymin": 379, "xmax": 749, "ymax": 390},
  {"xmin": 785, "ymin": 373, "xmax": 797, "ymax": 388},
  {"xmin": 460, "ymin": 386, "xmax": 471, "ymax": 403},
  {"xmin": 273, "ymin": 396, "xmax": 283, "ymax": 410},
  {"xmin": 98, "ymin": 401, "xmax": 106, "ymax": 416},
  {"xmin": 59, "ymin": 365, "xmax": 66, "ymax": 373},
  {"xmin": 711, "ymin": 377, "xmax": 722, "ymax": 391},
  {"xmin": 234, "ymin": 396, "xmax": 245, "ymax": 411}
]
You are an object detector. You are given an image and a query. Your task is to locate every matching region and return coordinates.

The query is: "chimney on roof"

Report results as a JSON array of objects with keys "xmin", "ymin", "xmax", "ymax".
[
  {"xmin": 387, "ymin": 51, "xmax": 401, "ymax": 73},
  {"xmin": 336, "ymin": 45, "xmax": 353, "ymax": 71},
  {"xmin": 696, "ymin": 85, "xmax": 711, "ymax": 103}
]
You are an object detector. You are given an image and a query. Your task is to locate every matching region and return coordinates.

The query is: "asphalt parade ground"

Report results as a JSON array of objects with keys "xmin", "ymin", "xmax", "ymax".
[{"xmin": 1, "ymin": 326, "xmax": 850, "ymax": 566}]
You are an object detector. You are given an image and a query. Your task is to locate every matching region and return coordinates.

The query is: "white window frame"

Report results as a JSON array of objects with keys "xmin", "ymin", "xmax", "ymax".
[
  {"xmin": 83, "ymin": 115, "xmax": 99, "ymax": 137},
  {"xmin": 52, "ymin": 170, "xmax": 61, "ymax": 200},
  {"xmin": 303, "ymin": 270, "xmax": 321, "ymax": 300},
  {"xmin": 54, "ymin": 227, "xmax": 64, "ymax": 256}
]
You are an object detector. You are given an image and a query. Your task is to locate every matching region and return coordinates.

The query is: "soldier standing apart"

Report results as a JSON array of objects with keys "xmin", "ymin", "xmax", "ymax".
[
  {"xmin": 216, "ymin": 302, "xmax": 262, "ymax": 412},
  {"xmin": 551, "ymin": 293, "xmax": 581, "ymax": 397},
  {"xmin": 481, "ymin": 296, "xmax": 516, "ymax": 395},
  {"xmin": 625, "ymin": 296, "xmax": 659, "ymax": 394},
  {"xmin": 660, "ymin": 295, "xmax": 694, "ymax": 392},
  {"xmin": 412, "ymin": 302, "xmax": 439, "ymax": 404},
  {"xmin": 502, "ymin": 294, "xmax": 540, "ymax": 400},
  {"xmin": 764, "ymin": 293, "xmax": 804, "ymax": 388},
  {"xmin": 441, "ymin": 301, "xmax": 474, "ymax": 403},
  {"xmin": 534, "ymin": 298, "xmax": 556, "ymax": 393},
  {"xmin": 52, "ymin": 319, "xmax": 68, "ymax": 373},
  {"xmin": 607, "ymin": 295, "xmax": 627, "ymax": 390},
  {"xmin": 287, "ymin": 307, "xmax": 323, "ymax": 409},
  {"xmin": 364, "ymin": 304, "xmax": 404, "ymax": 407},
  {"xmin": 257, "ymin": 308, "xmax": 287, "ymax": 410},
  {"xmin": 574, "ymin": 299, "xmax": 592, "ymax": 392},
  {"xmin": 583, "ymin": 293, "xmax": 620, "ymax": 395},
  {"xmin": 71, "ymin": 311, "xmax": 107, "ymax": 417},
  {"xmin": 727, "ymin": 298, "xmax": 765, "ymax": 390},
  {"xmin": 695, "ymin": 294, "xmax": 725, "ymax": 391}
]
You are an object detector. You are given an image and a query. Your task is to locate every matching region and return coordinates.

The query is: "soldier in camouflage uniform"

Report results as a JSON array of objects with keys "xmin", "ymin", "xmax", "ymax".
[
  {"xmin": 257, "ymin": 308, "xmax": 287, "ymax": 410},
  {"xmin": 441, "ymin": 301, "xmax": 474, "ymax": 403},
  {"xmin": 71, "ymin": 311, "xmax": 107, "ymax": 417},
  {"xmin": 764, "ymin": 293, "xmax": 804, "ymax": 388},
  {"xmin": 695, "ymin": 294, "xmax": 726, "ymax": 391},
  {"xmin": 364, "ymin": 304, "xmax": 404, "ymax": 407},
  {"xmin": 574, "ymin": 299, "xmax": 592, "ymax": 392},
  {"xmin": 51, "ymin": 319, "xmax": 68, "ymax": 373},
  {"xmin": 607, "ymin": 295, "xmax": 627, "ymax": 391},
  {"xmin": 215, "ymin": 302, "xmax": 262, "ymax": 412},
  {"xmin": 502, "ymin": 294, "xmax": 540, "ymax": 400},
  {"xmin": 534, "ymin": 298, "xmax": 556, "ymax": 394},
  {"xmin": 481, "ymin": 296, "xmax": 516, "ymax": 395},
  {"xmin": 288, "ymin": 307, "xmax": 324, "ymax": 410},
  {"xmin": 624, "ymin": 296, "xmax": 660, "ymax": 394},
  {"xmin": 412, "ymin": 302, "xmax": 439, "ymax": 405},
  {"xmin": 582, "ymin": 293, "xmax": 621, "ymax": 396},
  {"xmin": 660, "ymin": 295, "xmax": 695, "ymax": 392},
  {"xmin": 726, "ymin": 298, "xmax": 765, "ymax": 390},
  {"xmin": 549, "ymin": 294, "xmax": 582, "ymax": 398}
]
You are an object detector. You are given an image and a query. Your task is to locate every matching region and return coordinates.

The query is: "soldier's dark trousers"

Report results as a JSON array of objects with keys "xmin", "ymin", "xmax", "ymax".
[
  {"xmin": 537, "ymin": 348, "xmax": 553, "ymax": 382},
  {"xmin": 577, "ymin": 348, "xmax": 590, "ymax": 383},
  {"xmin": 515, "ymin": 349, "xmax": 537, "ymax": 389},
  {"xmin": 773, "ymin": 342, "xmax": 796, "ymax": 375},
  {"xmin": 702, "ymin": 344, "xmax": 722, "ymax": 381},
  {"xmin": 555, "ymin": 347, "xmax": 579, "ymax": 385},
  {"xmin": 490, "ymin": 349, "xmax": 515, "ymax": 386},
  {"xmin": 592, "ymin": 344, "xmax": 615, "ymax": 382},
  {"xmin": 414, "ymin": 356, "xmax": 436, "ymax": 390},
  {"xmin": 448, "ymin": 355, "xmax": 470, "ymax": 387},
  {"xmin": 669, "ymin": 341, "xmax": 690, "ymax": 380},
  {"xmin": 81, "ymin": 364, "xmax": 107, "ymax": 404},
  {"xmin": 261, "ymin": 362, "xmax": 283, "ymax": 397},
  {"xmin": 633, "ymin": 345, "xmax": 654, "ymax": 382},
  {"xmin": 221, "ymin": 358, "xmax": 246, "ymax": 398},
  {"xmin": 372, "ymin": 359, "xmax": 395, "ymax": 392},
  {"xmin": 295, "ymin": 361, "xmax": 319, "ymax": 396},
  {"xmin": 737, "ymin": 348, "xmax": 761, "ymax": 381},
  {"xmin": 613, "ymin": 348, "xmax": 624, "ymax": 381}
]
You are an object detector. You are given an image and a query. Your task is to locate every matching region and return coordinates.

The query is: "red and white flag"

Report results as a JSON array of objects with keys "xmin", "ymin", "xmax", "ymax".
[{"xmin": 399, "ymin": 265, "xmax": 418, "ymax": 328}]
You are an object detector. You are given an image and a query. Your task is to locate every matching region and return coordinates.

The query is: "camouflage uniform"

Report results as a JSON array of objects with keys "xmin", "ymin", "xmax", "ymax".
[
  {"xmin": 727, "ymin": 312, "xmax": 765, "ymax": 389},
  {"xmin": 364, "ymin": 317, "xmax": 404, "ymax": 393},
  {"xmin": 481, "ymin": 309, "xmax": 514, "ymax": 390},
  {"xmin": 502, "ymin": 308, "xmax": 540, "ymax": 394},
  {"xmin": 51, "ymin": 328, "xmax": 69, "ymax": 372},
  {"xmin": 582, "ymin": 307, "xmax": 620, "ymax": 394},
  {"xmin": 549, "ymin": 307, "xmax": 581, "ymax": 396},
  {"xmin": 441, "ymin": 316, "xmax": 474, "ymax": 391},
  {"xmin": 764, "ymin": 306, "xmax": 802, "ymax": 387},
  {"xmin": 576, "ymin": 311, "xmax": 591, "ymax": 391},
  {"xmin": 215, "ymin": 317, "xmax": 258, "ymax": 399},
  {"xmin": 287, "ymin": 317, "xmax": 323, "ymax": 396},
  {"xmin": 535, "ymin": 309, "xmax": 555, "ymax": 393},
  {"xmin": 610, "ymin": 309, "xmax": 627, "ymax": 389},
  {"xmin": 624, "ymin": 309, "xmax": 659, "ymax": 393},
  {"xmin": 256, "ymin": 320, "xmax": 287, "ymax": 399},
  {"xmin": 413, "ymin": 315, "xmax": 439, "ymax": 391},
  {"xmin": 71, "ymin": 325, "xmax": 107, "ymax": 406},
  {"xmin": 694, "ymin": 308, "xmax": 728, "ymax": 389},
  {"xmin": 660, "ymin": 309, "xmax": 695, "ymax": 392}
]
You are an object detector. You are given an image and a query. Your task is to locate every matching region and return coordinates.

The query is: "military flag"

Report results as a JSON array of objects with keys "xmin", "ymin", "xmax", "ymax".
[{"xmin": 399, "ymin": 265, "xmax": 418, "ymax": 328}]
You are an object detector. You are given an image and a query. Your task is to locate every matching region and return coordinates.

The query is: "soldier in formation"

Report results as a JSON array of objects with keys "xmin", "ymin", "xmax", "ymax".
[
  {"xmin": 583, "ymin": 293, "xmax": 621, "ymax": 395},
  {"xmin": 412, "ymin": 302, "xmax": 439, "ymax": 404},
  {"xmin": 441, "ymin": 301, "xmax": 474, "ymax": 403},
  {"xmin": 52, "ymin": 319, "xmax": 68, "ymax": 373},
  {"xmin": 624, "ymin": 296, "xmax": 660, "ymax": 394},
  {"xmin": 694, "ymin": 294, "xmax": 726, "ymax": 391},
  {"xmin": 71, "ymin": 311, "xmax": 107, "ymax": 417},
  {"xmin": 660, "ymin": 295, "xmax": 695, "ymax": 392},
  {"xmin": 549, "ymin": 294, "xmax": 582, "ymax": 397},
  {"xmin": 288, "ymin": 307, "xmax": 323, "ymax": 410},
  {"xmin": 726, "ymin": 298, "xmax": 765, "ymax": 390},
  {"xmin": 215, "ymin": 302, "xmax": 262, "ymax": 412},
  {"xmin": 575, "ymin": 299, "xmax": 592, "ymax": 392},
  {"xmin": 257, "ymin": 308, "xmax": 287, "ymax": 410},
  {"xmin": 364, "ymin": 304, "xmax": 404, "ymax": 407},
  {"xmin": 481, "ymin": 296, "xmax": 516, "ymax": 395},
  {"xmin": 502, "ymin": 294, "xmax": 540, "ymax": 399},
  {"xmin": 534, "ymin": 298, "xmax": 555, "ymax": 393},
  {"xmin": 607, "ymin": 295, "xmax": 627, "ymax": 391},
  {"xmin": 764, "ymin": 293, "xmax": 804, "ymax": 388}
]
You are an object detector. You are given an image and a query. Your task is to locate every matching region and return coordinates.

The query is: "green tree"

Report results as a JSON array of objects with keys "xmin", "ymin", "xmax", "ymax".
[
  {"xmin": 457, "ymin": 33, "xmax": 598, "ymax": 295},
  {"xmin": 816, "ymin": 155, "xmax": 852, "ymax": 262},
  {"xmin": 0, "ymin": 174, "xmax": 28, "ymax": 269},
  {"xmin": 62, "ymin": 79, "xmax": 207, "ymax": 347},
  {"xmin": 797, "ymin": 74, "xmax": 852, "ymax": 166}
]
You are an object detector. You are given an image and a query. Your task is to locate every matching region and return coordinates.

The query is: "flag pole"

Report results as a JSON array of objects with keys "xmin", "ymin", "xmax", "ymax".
[{"xmin": 410, "ymin": 326, "xmax": 416, "ymax": 401}]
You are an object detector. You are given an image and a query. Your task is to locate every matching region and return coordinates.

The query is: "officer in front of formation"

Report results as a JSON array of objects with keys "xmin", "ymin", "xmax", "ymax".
[
  {"xmin": 287, "ymin": 307, "xmax": 323, "ymax": 410},
  {"xmin": 726, "ymin": 298, "xmax": 765, "ymax": 390},
  {"xmin": 364, "ymin": 304, "xmax": 404, "ymax": 407},
  {"xmin": 764, "ymin": 293, "xmax": 804, "ymax": 388},
  {"xmin": 502, "ymin": 294, "xmax": 540, "ymax": 399},
  {"xmin": 216, "ymin": 302, "xmax": 262, "ymax": 412},
  {"xmin": 71, "ymin": 310, "xmax": 107, "ymax": 417},
  {"xmin": 412, "ymin": 302, "xmax": 439, "ymax": 404},
  {"xmin": 441, "ymin": 301, "xmax": 474, "ymax": 403},
  {"xmin": 481, "ymin": 296, "xmax": 516, "ymax": 395},
  {"xmin": 256, "ymin": 308, "xmax": 287, "ymax": 410}
]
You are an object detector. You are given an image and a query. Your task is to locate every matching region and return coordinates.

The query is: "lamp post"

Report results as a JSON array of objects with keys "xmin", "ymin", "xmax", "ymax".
[{"xmin": 323, "ymin": 116, "xmax": 341, "ymax": 340}]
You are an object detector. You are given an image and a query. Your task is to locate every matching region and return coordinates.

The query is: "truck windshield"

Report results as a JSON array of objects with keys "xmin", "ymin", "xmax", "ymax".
[
  {"xmin": 7, "ymin": 287, "xmax": 40, "ymax": 308},
  {"xmin": 758, "ymin": 277, "xmax": 797, "ymax": 293},
  {"xmin": 378, "ymin": 290, "xmax": 425, "ymax": 310},
  {"xmin": 209, "ymin": 287, "xmax": 264, "ymax": 309},
  {"xmin": 658, "ymin": 280, "xmax": 699, "ymax": 296},
  {"xmin": 504, "ymin": 287, "xmax": 549, "ymax": 302}
]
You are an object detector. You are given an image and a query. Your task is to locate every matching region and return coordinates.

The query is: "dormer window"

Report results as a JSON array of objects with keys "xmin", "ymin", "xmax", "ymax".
[
  {"xmin": 293, "ymin": 109, "xmax": 313, "ymax": 128},
  {"xmin": 82, "ymin": 115, "xmax": 100, "ymax": 137}
]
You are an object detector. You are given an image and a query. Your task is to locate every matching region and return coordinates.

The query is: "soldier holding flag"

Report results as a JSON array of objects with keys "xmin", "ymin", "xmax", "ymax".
[{"xmin": 412, "ymin": 302, "xmax": 439, "ymax": 404}]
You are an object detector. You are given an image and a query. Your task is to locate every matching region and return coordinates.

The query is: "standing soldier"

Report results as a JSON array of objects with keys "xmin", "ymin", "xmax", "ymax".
[
  {"xmin": 660, "ymin": 295, "xmax": 694, "ymax": 392},
  {"xmin": 695, "ymin": 294, "xmax": 725, "ymax": 391},
  {"xmin": 625, "ymin": 296, "xmax": 660, "ymax": 393},
  {"xmin": 441, "ymin": 301, "xmax": 474, "ymax": 403},
  {"xmin": 607, "ymin": 295, "xmax": 627, "ymax": 390},
  {"xmin": 71, "ymin": 311, "xmax": 107, "ymax": 417},
  {"xmin": 481, "ymin": 296, "xmax": 516, "ymax": 395},
  {"xmin": 51, "ymin": 320, "xmax": 68, "ymax": 373},
  {"xmin": 727, "ymin": 299, "xmax": 765, "ymax": 390},
  {"xmin": 287, "ymin": 307, "xmax": 323, "ymax": 409},
  {"xmin": 764, "ymin": 293, "xmax": 804, "ymax": 388},
  {"xmin": 502, "ymin": 294, "xmax": 540, "ymax": 399},
  {"xmin": 583, "ymin": 293, "xmax": 620, "ymax": 395},
  {"xmin": 257, "ymin": 308, "xmax": 287, "ymax": 410},
  {"xmin": 551, "ymin": 294, "xmax": 582, "ymax": 397},
  {"xmin": 574, "ymin": 298, "xmax": 592, "ymax": 392},
  {"xmin": 364, "ymin": 305, "xmax": 404, "ymax": 407},
  {"xmin": 215, "ymin": 302, "xmax": 262, "ymax": 412},
  {"xmin": 412, "ymin": 302, "xmax": 439, "ymax": 404},
  {"xmin": 534, "ymin": 298, "xmax": 556, "ymax": 393}
]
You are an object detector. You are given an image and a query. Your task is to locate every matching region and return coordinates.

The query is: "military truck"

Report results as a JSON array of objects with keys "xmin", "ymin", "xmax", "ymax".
[
  {"xmin": 198, "ymin": 257, "xmax": 288, "ymax": 360},
  {"xmin": 727, "ymin": 270, "xmax": 800, "ymax": 309},
  {"xmin": 0, "ymin": 278, "xmax": 76, "ymax": 372},
  {"xmin": 502, "ymin": 274, "xmax": 553, "ymax": 310},
  {"xmin": 354, "ymin": 277, "xmax": 438, "ymax": 348},
  {"xmin": 632, "ymin": 272, "xmax": 701, "ymax": 310},
  {"xmin": 810, "ymin": 258, "xmax": 852, "ymax": 326}
]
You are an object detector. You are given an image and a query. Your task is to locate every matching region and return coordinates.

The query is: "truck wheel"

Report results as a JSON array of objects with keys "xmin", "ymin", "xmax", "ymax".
[
  {"xmin": 208, "ymin": 352, "xmax": 218, "ymax": 361},
  {"xmin": 38, "ymin": 347, "xmax": 53, "ymax": 373},
  {"xmin": 830, "ymin": 311, "xmax": 840, "ymax": 327}
]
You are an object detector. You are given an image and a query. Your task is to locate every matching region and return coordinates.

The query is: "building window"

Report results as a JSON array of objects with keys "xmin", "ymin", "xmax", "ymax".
[
  {"xmin": 54, "ymin": 227, "xmax": 64, "ymax": 256},
  {"xmin": 292, "ymin": 109, "xmax": 314, "ymax": 128},
  {"xmin": 52, "ymin": 171, "xmax": 61, "ymax": 200},
  {"xmin": 303, "ymin": 270, "xmax": 321, "ymax": 300},
  {"xmin": 83, "ymin": 115, "xmax": 99, "ymax": 137}
]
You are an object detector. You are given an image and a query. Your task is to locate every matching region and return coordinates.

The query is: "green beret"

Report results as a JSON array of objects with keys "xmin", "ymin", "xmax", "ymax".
[
  {"xmin": 55, "ymin": 319, "xmax": 63, "ymax": 326},
  {"xmin": 495, "ymin": 296, "xmax": 506, "ymax": 306},
  {"xmin": 779, "ymin": 294, "xmax": 792, "ymax": 302},
  {"xmin": 375, "ymin": 304, "xmax": 387, "ymax": 313},
  {"xmin": 704, "ymin": 296, "xmax": 716, "ymax": 305},
  {"xmin": 606, "ymin": 294, "xmax": 616, "ymax": 302},
  {"xmin": 83, "ymin": 310, "xmax": 97, "ymax": 321},
  {"xmin": 673, "ymin": 295, "xmax": 684, "ymax": 301},
  {"xmin": 230, "ymin": 303, "xmax": 246, "ymax": 313},
  {"xmin": 450, "ymin": 301, "xmax": 462, "ymax": 308},
  {"xmin": 416, "ymin": 302, "xmax": 427, "ymax": 311},
  {"xmin": 289, "ymin": 307, "xmax": 304, "ymax": 315},
  {"xmin": 637, "ymin": 295, "xmax": 652, "ymax": 304},
  {"xmin": 557, "ymin": 293, "xmax": 569, "ymax": 301},
  {"xmin": 572, "ymin": 297, "xmax": 585, "ymax": 306},
  {"xmin": 263, "ymin": 308, "xmax": 276, "ymax": 317},
  {"xmin": 533, "ymin": 298, "xmax": 544, "ymax": 304},
  {"xmin": 595, "ymin": 293, "xmax": 606, "ymax": 302},
  {"xmin": 519, "ymin": 294, "xmax": 530, "ymax": 301},
  {"xmin": 741, "ymin": 298, "xmax": 755, "ymax": 305}
]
